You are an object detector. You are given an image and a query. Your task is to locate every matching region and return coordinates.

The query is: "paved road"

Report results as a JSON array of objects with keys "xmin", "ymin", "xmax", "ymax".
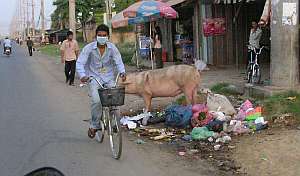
[{"xmin": 0, "ymin": 44, "xmax": 216, "ymax": 176}]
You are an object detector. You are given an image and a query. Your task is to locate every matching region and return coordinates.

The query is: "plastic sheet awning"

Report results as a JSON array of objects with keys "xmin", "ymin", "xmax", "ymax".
[{"xmin": 202, "ymin": 0, "xmax": 256, "ymax": 4}]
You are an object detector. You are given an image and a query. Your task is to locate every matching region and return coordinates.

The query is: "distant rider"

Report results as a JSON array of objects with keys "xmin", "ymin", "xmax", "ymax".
[{"xmin": 3, "ymin": 37, "xmax": 12, "ymax": 54}]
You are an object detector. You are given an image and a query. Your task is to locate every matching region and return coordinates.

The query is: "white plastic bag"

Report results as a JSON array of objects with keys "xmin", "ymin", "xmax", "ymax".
[{"xmin": 207, "ymin": 93, "xmax": 236, "ymax": 115}]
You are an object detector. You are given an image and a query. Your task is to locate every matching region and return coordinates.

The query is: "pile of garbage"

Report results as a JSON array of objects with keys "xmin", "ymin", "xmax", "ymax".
[{"xmin": 121, "ymin": 93, "xmax": 268, "ymax": 150}]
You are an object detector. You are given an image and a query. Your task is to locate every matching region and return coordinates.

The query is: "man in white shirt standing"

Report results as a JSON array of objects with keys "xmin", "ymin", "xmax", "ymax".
[{"xmin": 60, "ymin": 31, "xmax": 80, "ymax": 86}]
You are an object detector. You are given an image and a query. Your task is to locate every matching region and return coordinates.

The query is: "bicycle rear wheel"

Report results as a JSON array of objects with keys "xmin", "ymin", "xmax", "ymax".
[{"xmin": 108, "ymin": 110, "xmax": 122, "ymax": 160}]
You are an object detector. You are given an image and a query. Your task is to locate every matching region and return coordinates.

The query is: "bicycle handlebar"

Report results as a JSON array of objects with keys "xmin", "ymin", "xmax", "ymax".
[
  {"xmin": 88, "ymin": 73, "xmax": 120, "ymax": 89},
  {"xmin": 248, "ymin": 46, "xmax": 265, "ymax": 55}
]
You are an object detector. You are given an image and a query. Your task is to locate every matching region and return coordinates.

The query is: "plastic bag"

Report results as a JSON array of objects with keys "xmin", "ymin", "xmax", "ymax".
[
  {"xmin": 191, "ymin": 127, "xmax": 214, "ymax": 140},
  {"xmin": 207, "ymin": 93, "xmax": 236, "ymax": 115},
  {"xmin": 191, "ymin": 104, "xmax": 213, "ymax": 127},
  {"xmin": 165, "ymin": 105, "xmax": 192, "ymax": 128}
]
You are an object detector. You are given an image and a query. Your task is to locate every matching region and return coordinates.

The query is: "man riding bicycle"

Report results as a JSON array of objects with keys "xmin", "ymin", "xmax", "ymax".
[
  {"xmin": 3, "ymin": 37, "xmax": 12, "ymax": 54},
  {"xmin": 76, "ymin": 24, "xmax": 126, "ymax": 139}
]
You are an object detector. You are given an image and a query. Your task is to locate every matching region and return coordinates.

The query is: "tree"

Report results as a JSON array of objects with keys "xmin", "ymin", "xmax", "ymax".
[
  {"xmin": 76, "ymin": 0, "xmax": 104, "ymax": 41},
  {"xmin": 51, "ymin": 0, "xmax": 104, "ymax": 41},
  {"xmin": 50, "ymin": 0, "xmax": 135, "ymax": 40},
  {"xmin": 51, "ymin": 0, "xmax": 69, "ymax": 30},
  {"xmin": 113, "ymin": 0, "xmax": 136, "ymax": 13}
]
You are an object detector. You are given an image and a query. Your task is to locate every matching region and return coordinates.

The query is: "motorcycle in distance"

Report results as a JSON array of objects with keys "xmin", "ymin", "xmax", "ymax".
[
  {"xmin": 24, "ymin": 167, "xmax": 65, "ymax": 176},
  {"xmin": 4, "ymin": 47, "xmax": 11, "ymax": 56}
]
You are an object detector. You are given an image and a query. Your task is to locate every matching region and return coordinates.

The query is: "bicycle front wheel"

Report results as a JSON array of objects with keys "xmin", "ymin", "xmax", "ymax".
[
  {"xmin": 108, "ymin": 110, "xmax": 122, "ymax": 160},
  {"xmin": 252, "ymin": 65, "xmax": 261, "ymax": 84}
]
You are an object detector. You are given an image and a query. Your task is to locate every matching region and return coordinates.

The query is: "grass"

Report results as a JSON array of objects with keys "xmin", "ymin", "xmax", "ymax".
[
  {"xmin": 262, "ymin": 91, "xmax": 300, "ymax": 119},
  {"xmin": 38, "ymin": 44, "xmax": 60, "ymax": 58},
  {"xmin": 38, "ymin": 42, "xmax": 135, "ymax": 65},
  {"xmin": 210, "ymin": 82, "xmax": 241, "ymax": 95}
]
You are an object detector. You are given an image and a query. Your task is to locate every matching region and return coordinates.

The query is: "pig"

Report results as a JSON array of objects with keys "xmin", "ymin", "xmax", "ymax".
[{"xmin": 118, "ymin": 60, "xmax": 206, "ymax": 112}]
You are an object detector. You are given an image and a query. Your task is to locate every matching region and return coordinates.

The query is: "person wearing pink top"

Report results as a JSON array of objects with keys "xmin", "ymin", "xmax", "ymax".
[{"xmin": 60, "ymin": 31, "xmax": 80, "ymax": 86}]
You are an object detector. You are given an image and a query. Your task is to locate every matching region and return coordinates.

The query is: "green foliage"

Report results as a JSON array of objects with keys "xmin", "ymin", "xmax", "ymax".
[
  {"xmin": 263, "ymin": 91, "xmax": 300, "ymax": 119},
  {"xmin": 51, "ymin": 0, "xmax": 105, "ymax": 30},
  {"xmin": 113, "ymin": 0, "xmax": 136, "ymax": 13},
  {"xmin": 38, "ymin": 42, "xmax": 86, "ymax": 59},
  {"xmin": 51, "ymin": 0, "xmax": 69, "ymax": 29},
  {"xmin": 116, "ymin": 42, "xmax": 135, "ymax": 65},
  {"xmin": 175, "ymin": 96, "xmax": 186, "ymax": 105},
  {"xmin": 38, "ymin": 44, "xmax": 60, "ymax": 59}
]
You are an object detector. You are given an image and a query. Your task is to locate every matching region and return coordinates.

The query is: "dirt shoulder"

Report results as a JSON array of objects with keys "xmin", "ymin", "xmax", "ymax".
[{"xmin": 233, "ymin": 127, "xmax": 300, "ymax": 176}]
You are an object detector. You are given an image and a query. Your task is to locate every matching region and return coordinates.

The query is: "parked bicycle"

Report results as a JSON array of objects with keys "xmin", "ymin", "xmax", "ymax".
[
  {"xmin": 246, "ymin": 46, "xmax": 265, "ymax": 84},
  {"xmin": 84, "ymin": 74, "xmax": 125, "ymax": 159}
]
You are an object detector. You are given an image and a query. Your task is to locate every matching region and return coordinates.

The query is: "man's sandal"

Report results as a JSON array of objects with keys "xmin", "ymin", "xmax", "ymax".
[{"xmin": 88, "ymin": 128, "xmax": 98, "ymax": 139}]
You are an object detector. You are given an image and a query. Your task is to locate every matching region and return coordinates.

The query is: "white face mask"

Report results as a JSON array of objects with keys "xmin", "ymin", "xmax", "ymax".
[{"xmin": 97, "ymin": 36, "xmax": 108, "ymax": 45}]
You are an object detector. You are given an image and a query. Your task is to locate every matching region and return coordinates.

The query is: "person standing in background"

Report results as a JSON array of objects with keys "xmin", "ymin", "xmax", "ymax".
[
  {"xmin": 60, "ymin": 31, "xmax": 80, "ymax": 86},
  {"xmin": 153, "ymin": 25, "xmax": 163, "ymax": 69},
  {"xmin": 26, "ymin": 37, "xmax": 34, "ymax": 56}
]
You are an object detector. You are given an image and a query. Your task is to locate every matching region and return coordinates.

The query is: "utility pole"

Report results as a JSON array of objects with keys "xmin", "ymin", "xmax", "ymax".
[
  {"xmin": 69, "ymin": 0, "xmax": 76, "ymax": 39},
  {"xmin": 22, "ymin": 0, "xmax": 26, "ymax": 40},
  {"xmin": 26, "ymin": 0, "xmax": 30, "ymax": 37},
  {"xmin": 31, "ymin": 0, "xmax": 35, "ymax": 36},
  {"xmin": 41, "ymin": 0, "xmax": 45, "ymax": 42},
  {"xmin": 105, "ymin": 0, "xmax": 112, "ymax": 38}
]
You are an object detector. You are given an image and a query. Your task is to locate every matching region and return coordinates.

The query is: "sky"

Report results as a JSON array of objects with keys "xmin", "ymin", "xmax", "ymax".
[{"xmin": 0, "ymin": 0, "xmax": 55, "ymax": 36}]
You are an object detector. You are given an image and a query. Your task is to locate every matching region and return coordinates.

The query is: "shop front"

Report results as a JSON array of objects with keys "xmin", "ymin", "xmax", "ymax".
[
  {"xmin": 200, "ymin": 0, "xmax": 268, "ymax": 67},
  {"xmin": 160, "ymin": 0, "xmax": 201, "ymax": 64}
]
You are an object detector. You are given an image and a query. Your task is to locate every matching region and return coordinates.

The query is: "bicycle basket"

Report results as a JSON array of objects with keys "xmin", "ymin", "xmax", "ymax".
[{"xmin": 98, "ymin": 87, "xmax": 125, "ymax": 107}]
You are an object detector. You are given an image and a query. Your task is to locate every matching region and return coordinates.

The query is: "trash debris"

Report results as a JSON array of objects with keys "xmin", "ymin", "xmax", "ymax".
[
  {"xmin": 229, "ymin": 120, "xmax": 251, "ymax": 134},
  {"xmin": 286, "ymin": 96, "xmax": 297, "ymax": 101},
  {"xmin": 214, "ymin": 144, "xmax": 221, "ymax": 151},
  {"xmin": 254, "ymin": 117, "xmax": 267, "ymax": 124},
  {"xmin": 207, "ymin": 93, "xmax": 236, "ymax": 115},
  {"xmin": 206, "ymin": 120, "xmax": 224, "ymax": 132},
  {"xmin": 178, "ymin": 147, "xmax": 187, "ymax": 156},
  {"xmin": 210, "ymin": 111, "xmax": 231, "ymax": 122},
  {"xmin": 146, "ymin": 129, "xmax": 161, "ymax": 133},
  {"xmin": 191, "ymin": 104, "xmax": 213, "ymax": 127},
  {"xmin": 188, "ymin": 149, "xmax": 199, "ymax": 154},
  {"xmin": 245, "ymin": 107, "xmax": 262, "ymax": 121},
  {"xmin": 273, "ymin": 113, "xmax": 296, "ymax": 126},
  {"xmin": 216, "ymin": 136, "xmax": 231, "ymax": 143},
  {"xmin": 120, "ymin": 117, "xmax": 137, "ymax": 129},
  {"xmin": 147, "ymin": 111, "xmax": 166, "ymax": 125},
  {"xmin": 165, "ymin": 105, "xmax": 193, "ymax": 128},
  {"xmin": 178, "ymin": 151, "xmax": 186, "ymax": 156},
  {"xmin": 120, "ymin": 112, "xmax": 153, "ymax": 129},
  {"xmin": 208, "ymin": 137, "xmax": 214, "ymax": 142},
  {"xmin": 255, "ymin": 123, "xmax": 268, "ymax": 131},
  {"xmin": 151, "ymin": 134, "xmax": 168, "ymax": 140},
  {"xmin": 182, "ymin": 135, "xmax": 192, "ymax": 142},
  {"xmin": 228, "ymin": 145, "xmax": 236, "ymax": 149},
  {"xmin": 191, "ymin": 127, "xmax": 214, "ymax": 140},
  {"xmin": 135, "ymin": 139, "xmax": 146, "ymax": 144},
  {"xmin": 235, "ymin": 100, "xmax": 253, "ymax": 121}
]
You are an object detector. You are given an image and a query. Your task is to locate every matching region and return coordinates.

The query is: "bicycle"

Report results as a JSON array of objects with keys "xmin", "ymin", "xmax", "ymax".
[
  {"xmin": 246, "ymin": 46, "xmax": 264, "ymax": 84},
  {"xmin": 87, "ymin": 74, "xmax": 125, "ymax": 160}
]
